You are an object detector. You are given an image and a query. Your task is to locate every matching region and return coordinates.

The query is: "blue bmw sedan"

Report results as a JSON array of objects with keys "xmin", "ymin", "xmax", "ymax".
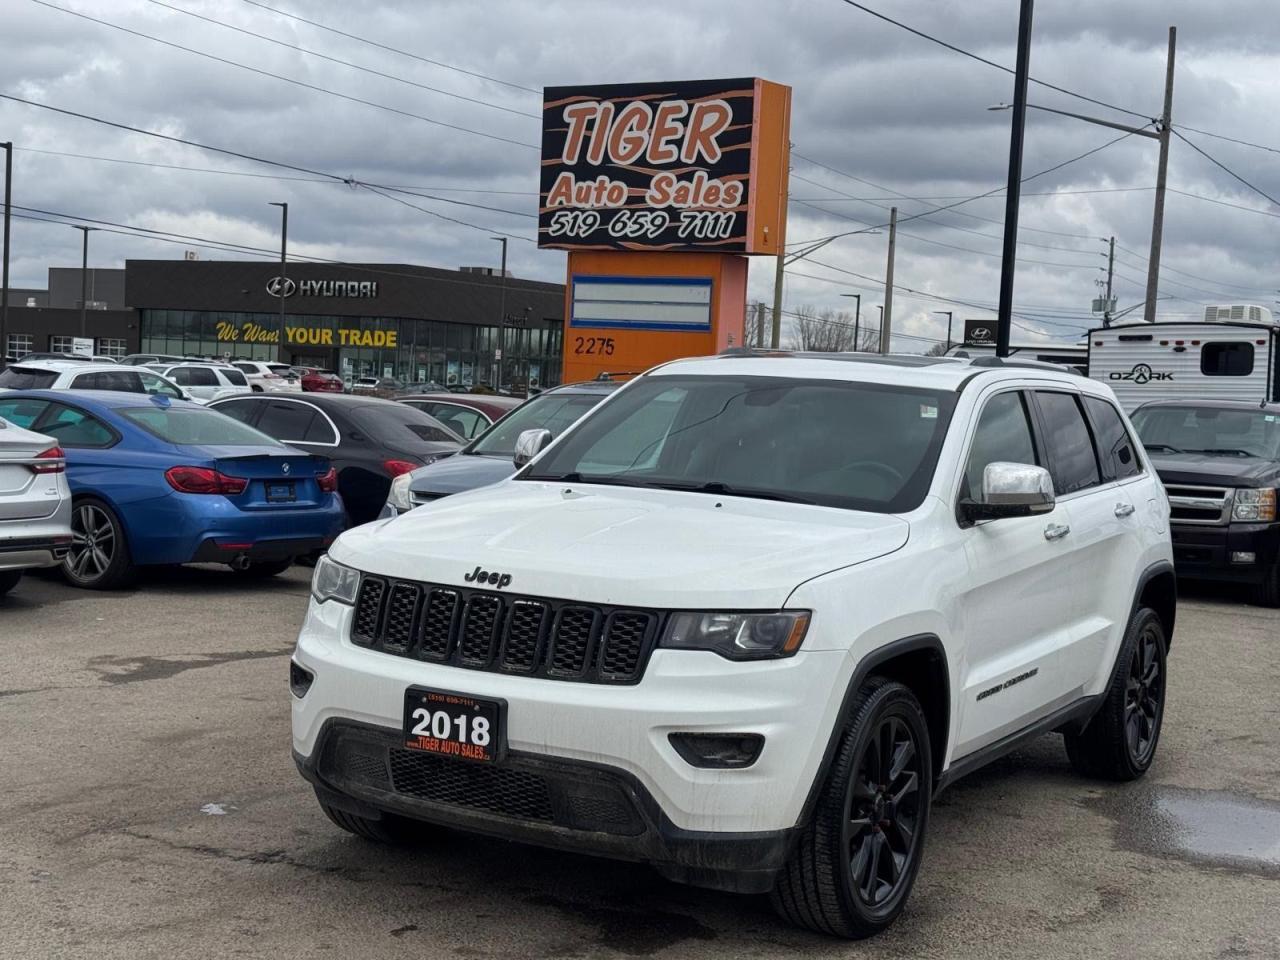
[{"xmin": 0, "ymin": 390, "xmax": 346, "ymax": 589}]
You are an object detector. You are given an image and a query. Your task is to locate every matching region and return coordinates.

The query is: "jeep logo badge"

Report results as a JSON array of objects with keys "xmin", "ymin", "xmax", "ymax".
[
  {"xmin": 1110, "ymin": 362, "xmax": 1171, "ymax": 384},
  {"xmin": 465, "ymin": 565, "xmax": 512, "ymax": 589}
]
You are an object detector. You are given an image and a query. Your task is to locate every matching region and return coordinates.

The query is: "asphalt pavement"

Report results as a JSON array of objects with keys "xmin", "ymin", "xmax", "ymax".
[{"xmin": 2, "ymin": 565, "xmax": 1278, "ymax": 960}]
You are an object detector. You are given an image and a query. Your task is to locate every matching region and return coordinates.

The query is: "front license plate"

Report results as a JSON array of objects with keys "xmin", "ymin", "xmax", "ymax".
[
  {"xmin": 403, "ymin": 687, "xmax": 506, "ymax": 763},
  {"xmin": 266, "ymin": 481, "xmax": 295, "ymax": 502}
]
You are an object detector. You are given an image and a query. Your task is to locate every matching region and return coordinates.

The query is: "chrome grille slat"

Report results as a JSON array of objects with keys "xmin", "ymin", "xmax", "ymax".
[
  {"xmin": 349, "ymin": 575, "xmax": 658, "ymax": 684},
  {"xmin": 1165, "ymin": 484, "xmax": 1232, "ymax": 526}
]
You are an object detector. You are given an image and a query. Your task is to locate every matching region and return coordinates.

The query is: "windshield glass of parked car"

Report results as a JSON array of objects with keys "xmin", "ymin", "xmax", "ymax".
[
  {"xmin": 122, "ymin": 405, "xmax": 284, "ymax": 446},
  {"xmin": 522, "ymin": 375, "xmax": 957, "ymax": 513},
  {"xmin": 1130, "ymin": 405, "xmax": 1280, "ymax": 459},
  {"xmin": 469, "ymin": 392, "xmax": 606, "ymax": 458}
]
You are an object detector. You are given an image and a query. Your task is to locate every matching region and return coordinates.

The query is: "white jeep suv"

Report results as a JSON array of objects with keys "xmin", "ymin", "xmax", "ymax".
[{"xmin": 291, "ymin": 352, "xmax": 1174, "ymax": 938}]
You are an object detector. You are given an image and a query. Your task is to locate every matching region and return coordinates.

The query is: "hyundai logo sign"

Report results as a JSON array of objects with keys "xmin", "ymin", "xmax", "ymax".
[{"xmin": 267, "ymin": 276, "xmax": 378, "ymax": 299}]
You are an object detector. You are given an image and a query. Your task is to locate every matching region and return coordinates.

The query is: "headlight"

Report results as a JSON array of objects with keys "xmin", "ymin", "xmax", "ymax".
[
  {"xmin": 1232, "ymin": 488, "xmax": 1276, "ymax": 522},
  {"xmin": 386, "ymin": 473, "xmax": 414, "ymax": 513},
  {"xmin": 660, "ymin": 611, "xmax": 810, "ymax": 661},
  {"xmin": 311, "ymin": 555, "xmax": 361, "ymax": 605}
]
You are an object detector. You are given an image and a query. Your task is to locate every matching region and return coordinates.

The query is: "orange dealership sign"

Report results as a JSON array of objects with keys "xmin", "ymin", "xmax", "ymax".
[{"xmin": 539, "ymin": 78, "xmax": 791, "ymax": 255}]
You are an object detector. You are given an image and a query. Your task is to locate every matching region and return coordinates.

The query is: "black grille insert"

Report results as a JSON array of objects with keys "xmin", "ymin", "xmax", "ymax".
[
  {"xmin": 388, "ymin": 748, "xmax": 554, "ymax": 821},
  {"xmin": 348, "ymin": 575, "xmax": 659, "ymax": 684}
]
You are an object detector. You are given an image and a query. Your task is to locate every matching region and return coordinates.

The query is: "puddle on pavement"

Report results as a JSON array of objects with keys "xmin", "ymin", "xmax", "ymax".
[{"xmin": 1090, "ymin": 785, "xmax": 1280, "ymax": 876}]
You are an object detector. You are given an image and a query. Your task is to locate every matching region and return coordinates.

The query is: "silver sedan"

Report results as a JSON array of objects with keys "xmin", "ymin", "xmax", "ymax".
[{"xmin": 0, "ymin": 417, "xmax": 72, "ymax": 596}]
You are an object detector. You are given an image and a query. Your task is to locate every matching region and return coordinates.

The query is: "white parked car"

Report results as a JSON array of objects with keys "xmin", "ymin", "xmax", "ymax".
[
  {"xmin": 291, "ymin": 352, "xmax": 1175, "ymax": 938},
  {"xmin": 156, "ymin": 363, "xmax": 254, "ymax": 403},
  {"xmin": 0, "ymin": 417, "xmax": 71, "ymax": 596},
  {"xmin": 232, "ymin": 361, "xmax": 302, "ymax": 394},
  {"xmin": 0, "ymin": 360, "xmax": 198, "ymax": 403}
]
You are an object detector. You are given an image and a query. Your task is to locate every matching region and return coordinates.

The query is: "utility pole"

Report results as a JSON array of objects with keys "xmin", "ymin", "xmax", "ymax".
[
  {"xmin": 770, "ymin": 249, "xmax": 785, "ymax": 348},
  {"xmin": 74, "ymin": 225, "xmax": 92, "ymax": 338},
  {"xmin": 996, "ymin": 0, "xmax": 1034, "ymax": 359},
  {"xmin": 1104, "ymin": 235, "xmax": 1116, "ymax": 327},
  {"xmin": 754, "ymin": 300, "xmax": 767, "ymax": 347},
  {"xmin": 1, "ymin": 142, "xmax": 10, "ymax": 364},
  {"xmin": 879, "ymin": 207, "xmax": 897, "ymax": 355},
  {"xmin": 269, "ymin": 202, "xmax": 288, "ymax": 361},
  {"xmin": 1143, "ymin": 26, "xmax": 1176, "ymax": 325},
  {"xmin": 492, "ymin": 236, "xmax": 508, "ymax": 388}
]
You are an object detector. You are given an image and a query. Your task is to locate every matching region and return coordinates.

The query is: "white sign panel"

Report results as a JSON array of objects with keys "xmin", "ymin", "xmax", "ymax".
[
  {"xmin": 571, "ymin": 276, "xmax": 712, "ymax": 332},
  {"xmin": 71, "ymin": 337, "xmax": 95, "ymax": 358}
]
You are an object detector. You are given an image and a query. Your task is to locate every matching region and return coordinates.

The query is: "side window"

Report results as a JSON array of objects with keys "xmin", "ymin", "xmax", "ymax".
[
  {"xmin": 72, "ymin": 370, "xmax": 143, "ymax": 392},
  {"xmin": 36, "ymin": 404, "xmax": 116, "ymax": 448},
  {"xmin": 166, "ymin": 368, "xmax": 194, "ymax": 386},
  {"xmin": 302, "ymin": 413, "xmax": 338, "ymax": 445},
  {"xmin": 0, "ymin": 397, "xmax": 52, "ymax": 428},
  {"xmin": 184, "ymin": 367, "xmax": 218, "ymax": 387},
  {"xmin": 1082, "ymin": 396, "xmax": 1142, "ymax": 481},
  {"xmin": 431, "ymin": 404, "xmax": 484, "ymax": 439},
  {"xmin": 962, "ymin": 391, "xmax": 1039, "ymax": 498},
  {"xmin": 212, "ymin": 399, "xmax": 261, "ymax": 426},
  {"xmin": 1201, "ymin": 342, "xmax": 1253, "ymax": 377},
  {"xmin": 220, "ymin": 368, "xmax": 248, "ymax": 387},
  {"xmin": 139, "ymin": 372, "xmax": 183, "ymax": 398},
  {"xmin": 255, "ymin": 401, "xmax": 318, "ymax": 442},
  {"xmin": 233, "ymin": 362, "xmax": 257, "ymax": 376},
  {"xmin": 1034, "ymin": 392, "xmax": 1101, "ymax": 495}
]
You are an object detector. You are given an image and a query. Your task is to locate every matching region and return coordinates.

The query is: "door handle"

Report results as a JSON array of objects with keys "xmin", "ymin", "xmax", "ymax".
[
  {"xmin": 1114, "ymin": 502, "xmax": 1136, "ymax": 518},
  {"xmin": 1044, "ymin": 523, "xmax": 1071, "ymax": 541}
]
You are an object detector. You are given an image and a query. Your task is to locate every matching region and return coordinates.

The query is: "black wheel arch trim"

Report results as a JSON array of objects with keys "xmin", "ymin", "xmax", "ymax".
[
  {"xmin": 1132, "ymin": 559, "xmax": 1177, "ymax": 650},
  {"xmin": 795, "ymin": 633, "xmax": 950, "ymax": 832}
]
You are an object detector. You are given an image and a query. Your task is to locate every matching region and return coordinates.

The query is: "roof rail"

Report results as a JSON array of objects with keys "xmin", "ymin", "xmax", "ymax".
[
  {"xmin": 593, "ymin": 371, "xmax": 643, "ymax": 381},
  {"xmin": 968, "ymin": 355, "xmax": 1084, "ymax": 376}
]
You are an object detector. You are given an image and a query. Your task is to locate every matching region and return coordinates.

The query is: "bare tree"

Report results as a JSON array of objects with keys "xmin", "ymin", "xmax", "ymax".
[
  {"xmin": 924, "ymin": 340, "xmax": 951, "ymax": 357},
  {"xmin": 785, "ymin": 306, "xmax": 878, "ymax": 352}
]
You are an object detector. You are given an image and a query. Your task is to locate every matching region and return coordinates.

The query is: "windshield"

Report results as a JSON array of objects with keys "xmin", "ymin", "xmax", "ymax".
[
  {"xmin": 122, "ymin": 405, "xmax": 284, "ymax": 446},
  {"xmin": 522, "ymin": 374, "xmax": 957, "ymax": 513},
  {"xmin": 1131, "ymin": 405, "xmax": 1280, "ymax": 459},
  {"xmin": 470, "ymin": 391, "xmax": 606, "ymax": 457},
  {"xmin": 347, "ymin": 403, "xmax": 461, "ymax": 445}
]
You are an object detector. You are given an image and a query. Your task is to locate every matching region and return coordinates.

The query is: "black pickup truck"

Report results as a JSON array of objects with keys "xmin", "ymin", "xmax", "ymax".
[{"xmin": 1130, "ymin": 399, "xmax": 1280, "ymax": 606}]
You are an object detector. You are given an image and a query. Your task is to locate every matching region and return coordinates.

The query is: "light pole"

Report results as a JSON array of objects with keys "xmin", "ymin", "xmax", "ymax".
[
  {"xmin": 993, "ymin": 0, "xmax": 1035, "ymax": 359},
  {"xmin": 268, "ymin": 202, "xmax": 287, "ymax": 361},
  {"xmin": 492, "ymin": 236, "xmax": 508, "ymax": 389},
  {"xmin": 73, "ymin": 225, "xmax": 95, "ymax": 339},
  {"xmin": 987, "ymin": 25, "xmax": 1174, "ymax": 326},
  {"xmin": 933, "ymin": 311, "xmax": 954, "ymax": 351},
  {"xmin": 1, "ymin": 141, "xmax": 10, "ymax": 363},
  {"xmin": 839, "ymin": 293, "xmax": 862, "ymax": 350}
]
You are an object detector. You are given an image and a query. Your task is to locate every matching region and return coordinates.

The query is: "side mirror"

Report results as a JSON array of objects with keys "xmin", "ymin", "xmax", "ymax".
[
  {"xmin": 513, "ymin": 428, "xmax": 552, "ymax": 467},
  {"xmin": 961, "ymin": 461, "xmax": 1056, "ymax": 522}
]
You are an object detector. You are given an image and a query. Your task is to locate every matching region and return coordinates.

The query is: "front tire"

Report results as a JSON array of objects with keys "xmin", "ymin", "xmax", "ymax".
[
  {"xmin": 0, "ymin": 569, "xmax": 22, "ymax": 596},
  {"xmin": 1252, "ymin": 565, "xmax": 1280, "ymax": 608},
  {"xmin": 1065, "ymin": 606, "xmax": 1167, "ymax": 781},
  {"xmin": 771, "ymin": 677, "xmax": 932, "ymax": 939},
  {"xmin": 316, "ymin": 795, "xmax": 413, "ymax": 843},
  {"xmin": 62, "ymin": 498, "xmax": 136, "ymax": 590}
]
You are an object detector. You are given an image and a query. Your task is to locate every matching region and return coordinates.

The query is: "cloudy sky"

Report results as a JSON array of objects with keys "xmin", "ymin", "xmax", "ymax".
[{"xmin": 2, "ymin": 0, "xmax": 1277, "ymax": 350}]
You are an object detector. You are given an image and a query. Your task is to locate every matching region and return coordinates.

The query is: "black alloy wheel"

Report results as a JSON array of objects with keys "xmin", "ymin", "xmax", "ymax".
[
  {"xmin": 63, "ymin": 499, "xmax": 135, "ymax": 590},
  {"xmin": 845, "ymin": 715, "xmax": 924, "ymax": 908},
  {"xmin": 1124, "ymin": 619, "xmax": 1164, "ymax": 767}
]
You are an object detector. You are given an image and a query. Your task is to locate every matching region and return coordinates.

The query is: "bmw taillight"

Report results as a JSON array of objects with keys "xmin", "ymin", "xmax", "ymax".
[
  {"xmin": 165, "ymin": 466, "xmax": 248, "ymax": 495},
  {"xmin": 383, "ymin": 459, "xmax": 418, "ymax": 477},
  {"xmin": 317, "ymin": 467, "xmax": 338, "ymax": 492},
  {"xmin": 30, "ymin": 446, "xmax": 66, "ymax": 474}
]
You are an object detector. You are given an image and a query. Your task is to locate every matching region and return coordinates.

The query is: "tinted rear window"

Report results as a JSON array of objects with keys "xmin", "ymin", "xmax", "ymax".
[
  {"xmin": 122, "ymin": 406, "xmax": 283, "ymax": 446},
  {"xmin": 347, "ymin": 403, "xmax": 460, "ymax": 444},
  {"xmin": 0, "ymin": 367, "xmax": 58, "ymax": 389},
  {"xmin": 1201, "ymin": 342, "xmax": 1254, "ymax": 376}
]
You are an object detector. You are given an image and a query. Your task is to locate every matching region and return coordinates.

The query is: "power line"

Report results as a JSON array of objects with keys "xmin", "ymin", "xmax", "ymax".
[
  {"xmin": 1167, "ymin": 187, "xmax": 1280, "ymax": 220},
  {"xmin": 29, "ymin": 0, "xmax": 539, "ymax": 151},
  {"xmin": 1173, "ymin": 124, "xmax": 1280, "ymax": 158},
  {"xmin": 238, "ymin": 0, "xmax": 540, "ymax": 94},
  {"xmin": 790, "ymin": 186, "xmax": 1152, "ymax": 202},
  {"xmin": 359, "ymin": 184, "xmax": 532, "ymax": 242},
  {"xmin": 835, "ymin": 0, "xmax": 1150, "ymax": 121},
  {"xmin": 1170, "ymin": 128, "xmax": 1280, "ymax": 208},
  {"xmin": 144, "ymin": 0, "xmax": 541, "ymax": 121},
  {"xmin": 1113, "ymin": 243, "xmax": 1276, "ymax": 295}
]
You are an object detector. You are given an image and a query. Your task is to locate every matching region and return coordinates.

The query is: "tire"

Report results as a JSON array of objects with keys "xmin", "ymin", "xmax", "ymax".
[
  {"xmin": 1065, "ymin": 606, "xmax": 1167, "ymax": 781},
  {"xmin": 232, "ymin": 558, "xmax": 293, "ymax": 578},
  {"xmin": 1252, "ymin": 565, "xmax": 1280, "ymax": 608},
  {"xmin": 62, "ymin": 498, "xmax": 136, "ymax": 590},
  {"xmin": 316, "ymin": 794, "xmax": 412, "ymax": 843},
  {"xmin": 771, "ymin": 677, "xmax": 932, "ymax": 939},
  {"xmin": 0, "ymin": 569, "xmax": 22, "ymax": 596}
]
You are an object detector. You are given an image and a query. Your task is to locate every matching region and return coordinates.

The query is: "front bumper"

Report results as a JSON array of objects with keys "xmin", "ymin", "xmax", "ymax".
[
  {"xmin": 295, "ymin": 719, "xmax": 791, "ymax": 893},
  {"xmin": 292, "ymin": 596, "xmax": 851, "ymax": 851},
  {"xmin": 1171, "ymin": 521, "xmax": 1280, "ymax": 584}
]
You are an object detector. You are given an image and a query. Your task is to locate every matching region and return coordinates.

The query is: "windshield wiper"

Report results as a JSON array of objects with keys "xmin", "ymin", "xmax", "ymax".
[
  {"xmin": 527, "ymin": 472, "xmax": 650, "ymax": 487},
  {"xmin": 649, "ymin": 480, "xmax": 821, "ymax": 505},
  {"xmin": 1186, "ymin": 448, "xmax": 1255, "ymax": 458},
  {"xmin": 1143, "ymin": 442, "xmax": 1183, "ymax": 453}
]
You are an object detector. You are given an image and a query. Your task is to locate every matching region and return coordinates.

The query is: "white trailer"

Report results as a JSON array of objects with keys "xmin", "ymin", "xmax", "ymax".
[{"xmin": 1088, "ymin": 305, "xmax": 1278, "ymax": 412}]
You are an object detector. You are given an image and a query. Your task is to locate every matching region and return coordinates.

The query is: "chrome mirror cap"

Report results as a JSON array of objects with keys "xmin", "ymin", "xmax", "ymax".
[{"xmin": 513, "ymin": 428, "xmax": 553, "ymax": 468}]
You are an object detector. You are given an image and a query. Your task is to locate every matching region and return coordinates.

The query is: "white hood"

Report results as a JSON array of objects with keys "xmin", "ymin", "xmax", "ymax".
[{"xmin": 331, "ymin": 480, "xmax": 910, "ymax": 609}]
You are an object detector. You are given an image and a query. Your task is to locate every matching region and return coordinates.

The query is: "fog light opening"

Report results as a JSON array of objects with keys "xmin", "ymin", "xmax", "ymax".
[
  {"xmin": 290, "ymin": 660, "xmax": 315, "ymax": 698},
  {"xmin": 669, "ymin": 732, "xmax": 764, "ymax": 769},
  {"xmin": 1231, "ymin": 551, "xmax": 1257, "ymax": 564}
]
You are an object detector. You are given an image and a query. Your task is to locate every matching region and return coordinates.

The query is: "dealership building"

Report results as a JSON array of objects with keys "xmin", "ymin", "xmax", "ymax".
[{"xmin": 2, "ymin": 259, "xmax": 567, "ymax": 390}]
